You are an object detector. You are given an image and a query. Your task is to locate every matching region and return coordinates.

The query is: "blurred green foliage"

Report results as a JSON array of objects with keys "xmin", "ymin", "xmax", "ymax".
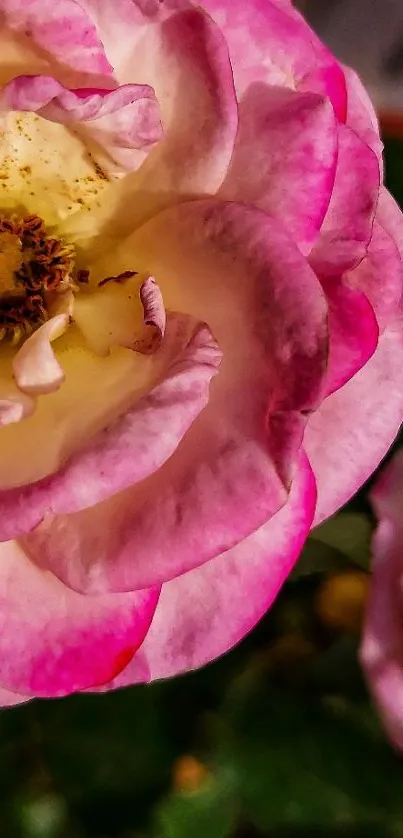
[{"xmin": 3, "ymin": 137, "xmax": 403, "ymax": 838}]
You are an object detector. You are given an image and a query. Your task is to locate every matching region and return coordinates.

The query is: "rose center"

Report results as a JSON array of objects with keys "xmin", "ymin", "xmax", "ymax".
[{"xmin": 0, "ymin": 214, "xmax": 75, "ymax": 345}]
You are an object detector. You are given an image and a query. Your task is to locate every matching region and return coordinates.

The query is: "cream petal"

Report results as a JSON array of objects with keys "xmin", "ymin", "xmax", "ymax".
[
  {"xmin": 0, "ymin": 26, "xmax": 50, "ymax": 84},
  {"xmin": 0, "ymin": 347, "xmax": 35, "ymax": 425},
  {"xmin": 0, "ymin": 327, "xmax": 153, "ymax": 489},
  {"xmin": 12, "ymin": 313, "xmax": 69, "ymax": 395},
  {"xmin": 0, "ymin": 388, "xmax": 34, "ymax": 425},
  {"xmin": 0, "ymin": 111, "xmax": 110, "ymax": 224}
]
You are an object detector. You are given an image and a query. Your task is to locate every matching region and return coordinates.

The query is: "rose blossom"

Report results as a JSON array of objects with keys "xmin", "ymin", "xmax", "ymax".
[
  {"xmin": 361, "ymin": 451, "xmax": 403, "ymax": 750},
  {"xmin": 0, "ymin": 0, "xmax": 401, "ymax": 704}
]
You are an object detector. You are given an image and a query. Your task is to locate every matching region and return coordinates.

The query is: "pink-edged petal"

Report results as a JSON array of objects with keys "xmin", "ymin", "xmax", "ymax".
[
  {"xmin": 305, "ymin": 318, "xmax": 403, "ymax": 526},
  {"xmin": 219, "ymin": 86, "xmax": 337, "ymax": 255},
  {"xmin": 201, "ymin": 0, "xmax": 347, "ymax": 118},
  {"xmin": 0, "ymin": 686, "xmax": 31, "ymax": 707},
  {"xmin": 0, "ymin": 315, "xmax": 221, "ymax": 545},
  {"xmin": 61, "ymin": 7, "xmax": 238, "ymax": 247},
  {"xmin": 323, "ymin": 278, "xmax": 379, "ymax": 395},
  {"xmin": 24, "ymin": 201, "xmax": 329, "ymax": 595},
  {"xmin": 12, "ymin": 313, "xmax": 69, "ymax": 396},
  {"xmin": 348, "ymin": 219, "xmax": 403, "ymax": 332},
  {"xmin": 0, "ymin": 539, "xmax": 159, "ymax": 698},
  {"xmin": 1, "ymin": 75, "xmax": 162, "ymax": 173},
  {"xmin": 0, "ymin": 0, "xmax": 113, "ymax": 77},
  {"xmin": 86, "ymin": 650, "xmax": 150, "ymax": 693},
  {"xmin": 118, "ymin": 452, "xmax": 316, "ymax": 681},
  {"xmin": 309, "ymin": 124, "xmax": 380, "ymax": 277},
  {"xmin": 344, "ymin": 66, "xmax": 383, "ymax": 166},
  {"xmin": 360, "ymin": 451, "xmax": 403, "ymax": 750},
  {"xmin": 377, "ymin": 188, "xmax": 403, "ymax": 262}
]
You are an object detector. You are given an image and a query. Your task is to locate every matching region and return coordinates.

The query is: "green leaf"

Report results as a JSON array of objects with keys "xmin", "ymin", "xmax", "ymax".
[
  {"xmin": 154, "ymin": 772, "xmax": 237, "ymax": 838},
  {"xmin": 290, "ymin": 538, "xmax": 348, "ymax": 581},
  {"xmin": 311, "ymin": 513, "xmax": 372, "ymax": 570},
  {"xmin": 221, "ymin": 675, "xmax": 403, "ymax": 831}
]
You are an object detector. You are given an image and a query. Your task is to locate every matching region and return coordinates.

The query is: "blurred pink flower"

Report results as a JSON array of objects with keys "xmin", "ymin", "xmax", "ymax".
[
  {"xmin": 0, "ymin": 0, "xmax": 401, "ymax": 703},
  {"xmin": 361, "ymin": 451, "xmax": 403, "ymax": 750}
]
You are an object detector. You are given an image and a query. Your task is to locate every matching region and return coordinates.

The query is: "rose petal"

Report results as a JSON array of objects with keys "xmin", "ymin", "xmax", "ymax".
[
  {"xmin": 134, "ymin": 276, "xmax": 166, "ymax": 353},
  {"xmin": 219, "ymin": 85, "xmax": 337, "ymax": 255},
  {"xmin": 0, "ymin": 0, "xmax": 113, "ymax": 77},
  {"xmin": 348, "ymin": 219, "xmax": 403, "ymax": 332},
  {"xmin": 0, "ymin": 539, "xmax": 159, "ymax": 697},
  {"xmin": 23, "ymin": 200, "xmax": 329, "ymax": 595},
  {"xmin": 0, "ymin": 686, "xmax": 31, "ymax": 707},
  {"xmin": 0, "ymin": 25, "xmax": 52, "ymax": 86},
  {"xmin": 0, "ymin": 389, "xmax": 35, "ymax": 425},
  {"xmin": 0, "ymin": 314, "xmax": 221, "ymax": 544},
  {"xmin": 0, "ymin": 347, "xmax": 35, "ymax": 425},
  {"xmin": 60, "ymin": 7, "xmax": 238, "ymax": 250},
  {"xmin": 305, "ymin": 318, "xmax": 403, "ymax": 525},
  {"xmin": 1, "ymin": 75, "xmax": 162, "ymax": 174},
  {"xmin": 309, "ymin": 124, "xmax": 380, "ymax": 277},
  {"xmin": 201, "ymin": 0, "xmax": 347, "ymax": 118},
  {"xmin": 0, "ymin": 110, "xmax": 109, "ymax": 226},
  {"xmin": 361, "ymin": 451, "xmax": 403, "ymax": 750},
  {"xmin": 0, "ymin": 330, "xmax": 153, "ymax": 490},
  {"xmin": 13, "ymin": 313, "xmax": 69, "ymax": 396},
  {"xmin": 377, "ymin": 188, "xmax": 403, "ymax": 262},
  {"xmin": 73, "ymin": 274, "xmax": 166, "ymax": 356},
  {"xmin": 76, "ymin": 0, "xmax": 191, "ymax": 81},
  {"xmin": 120, "ymin": 452, "xmax": 316, "ymax": 680},
  {"xmin": 87, "ymin": 650, "xmax": 150, "ymax": 693},
  {"xmin": 323, "ymin": 278, "xmax": 379, "ymax": 395},
  {"xmin": 344, "ymin": 65, "xmax": 383, "ymax": 165}
]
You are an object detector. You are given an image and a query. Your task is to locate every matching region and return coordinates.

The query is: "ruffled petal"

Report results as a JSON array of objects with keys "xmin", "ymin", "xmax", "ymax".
[
  {"xmin": 361, "ymin": 451, "xmax": 403, "ymax": 750},
  {"xmin": 219, "ymin": 86, "xmax": 337, "ymax": 254},
  {"xmin": 24, "ymin": 200, "xmax": 329, "ymax": 595},
  {"xmin": 60, "ymin": 7, "xmax": 238, "ymax": 250},
  {"xmin": 200, "ymin": 0, "xmax": 347, "ymax": 118},
  {"xmin": 0, "ymin": 315, "xmax": 221, "ymax": 544},
  {"xmin": 309, "ymin": 124, "xmax": 380, "ymax": 277},
  {"xmin": 1, "ymin": 75, "xmax": 162, "ymax": 174},
  {"xmin": 135, "ymin": 276, "xmax": 166, "ymax": 353},
  {"xmin": 0, "ymin": 0, "xmax": 113, "ymax": 77},
  {"xmin": 0, "ymin": 539, "xmax": 159, "ymax": 697},
  {"xmin": 305, "ymin": 319, "xmax": 403, "ymax": 525},
  {"xmin": 120, "ymin": 452, "xmax": 316, "ymax": 680},
  {"xmin": 13, "ymin": 313, "xmax": 70, "ymax": 396}
]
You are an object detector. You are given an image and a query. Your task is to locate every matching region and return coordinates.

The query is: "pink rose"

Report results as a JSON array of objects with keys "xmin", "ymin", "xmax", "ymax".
[
  {"xmin": 0, "ymin": 0, "xmax": 401, "ymax": 705},
  {"xmin": 361, "ymin": 451, "xmax": 403, "ymax": 750}
]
